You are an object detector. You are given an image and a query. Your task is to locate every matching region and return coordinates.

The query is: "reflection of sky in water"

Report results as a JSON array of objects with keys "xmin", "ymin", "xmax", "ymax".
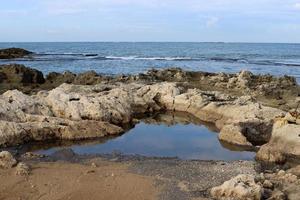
[{"xmin": 39, "ymin": 122, "xmax": 255, "ymax": 161}]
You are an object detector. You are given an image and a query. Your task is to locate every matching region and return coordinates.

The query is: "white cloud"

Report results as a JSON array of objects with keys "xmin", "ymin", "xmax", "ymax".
[
  {"xmin": 295, "ymin": 3, "xmax": 300, "ymax": 9},
  {"xmin": 206, "ymin": 17, "xmax": 219, "ymax": 27}
]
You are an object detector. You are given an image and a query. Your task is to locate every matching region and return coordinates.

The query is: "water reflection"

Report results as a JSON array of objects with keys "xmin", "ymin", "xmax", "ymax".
[{"xmin": 35, "ymin": 112, "xmax": 255, "ymax": 161}]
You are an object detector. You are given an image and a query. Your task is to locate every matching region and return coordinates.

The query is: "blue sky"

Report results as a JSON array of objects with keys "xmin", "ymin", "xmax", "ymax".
[{"xmin": 1, "ymin": 0, "xmax": 300, "ymax": 42}]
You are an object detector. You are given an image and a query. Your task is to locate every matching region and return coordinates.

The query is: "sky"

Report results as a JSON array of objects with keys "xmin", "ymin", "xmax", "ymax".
[{"xmin": 1, "ymin": 0, "xmax": 300, "ymax": 43}]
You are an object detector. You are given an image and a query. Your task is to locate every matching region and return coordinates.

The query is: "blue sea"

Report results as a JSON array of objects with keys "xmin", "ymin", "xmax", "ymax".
[{"xmin": 1, "ymin": 42, "xmax": 300, "ymax": 82}]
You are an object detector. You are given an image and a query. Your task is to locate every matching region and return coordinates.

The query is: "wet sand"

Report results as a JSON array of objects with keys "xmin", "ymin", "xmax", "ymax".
[{"xmin": 0, "ymin": 152, "xmax": 256, "ymax": 200}]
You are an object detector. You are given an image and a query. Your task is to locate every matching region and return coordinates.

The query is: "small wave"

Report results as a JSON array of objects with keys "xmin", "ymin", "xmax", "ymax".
[
  {"xmin": 3, "ymin": 53, "xmax": 300, "ymax": 67},
  {"xmin": 36, "ymin": 53, "xmax": 99, "ymax": 57},
  {"xmin": 103, "ymin": 56, "xmax": 194, "ymax": 61}
]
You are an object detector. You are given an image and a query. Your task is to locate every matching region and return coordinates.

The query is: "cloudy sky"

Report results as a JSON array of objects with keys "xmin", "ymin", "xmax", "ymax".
[{"xmin": 1, "ymin": 0, "xmax": 300, "ymax": 42}]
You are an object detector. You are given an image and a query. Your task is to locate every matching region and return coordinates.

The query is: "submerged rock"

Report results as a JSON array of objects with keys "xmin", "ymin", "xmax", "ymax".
[
  {"xmin": 210, "ymin": 174, "xmax": 263, "ymax": 200},
  {"xmin": 0, "ymin": 48, "xmax": 32, "ymax": 59},
  {"xmin": 0, "ymin": 151, "xmax": 17, "ymax": 169}
]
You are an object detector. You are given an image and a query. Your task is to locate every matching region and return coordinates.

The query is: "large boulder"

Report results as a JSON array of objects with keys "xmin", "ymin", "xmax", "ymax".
[
  {"xmin": 256, "ymin": 117, "xmax": 300, "ymax": 163},
  {"xmin": 0, "ymin": 48, "xmax": 32, "ymax": 59},
  {"xmin": 0, "ymin": 64, "xmax": 45, "ymax": 84},
  {"xmin": 210, "ymin": 174, "xmax": 263, "ymax": 200}
]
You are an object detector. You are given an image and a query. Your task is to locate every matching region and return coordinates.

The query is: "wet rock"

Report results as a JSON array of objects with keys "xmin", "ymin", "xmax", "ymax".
[
  {"xmin": 15, "ymin": 162, "xmax": 30, "ymax": 176},
  {"xmin": 22, "ymin": 152, "xmax": 45, "ymax": 159},
  {"xmin": 210, "ymin": 174, "xmax": 263, "ymax": 200},
  {"xmin": 0, "ymin": 151, "xmax": 17, "ymax": 169},
  {"xmin": 0, "ymin": 48, "xmax": 32, "ymax": 59},
  {"xmin": 52, "ymin": 148, "xmax": 76, "ymax": 160},
  {"xmin": 46, "ymin": 71, "xmax": 76, "ymax": 85},
  {"xmin": 73, "ymin": 71, "xmax": 105, "ymax": 85},
  {"xmin": 0, "ymin": 64, "xmax": 45, "ymax": 85}
]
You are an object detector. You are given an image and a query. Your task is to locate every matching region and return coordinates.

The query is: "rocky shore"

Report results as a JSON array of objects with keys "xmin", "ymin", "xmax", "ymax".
[
  {"xmin": 0, "ymin": 48, "xmax": 32, "ymax": 59},
  {"xmin": 1, "ymin": 51, "xmax": 300, "ymax": 200}
]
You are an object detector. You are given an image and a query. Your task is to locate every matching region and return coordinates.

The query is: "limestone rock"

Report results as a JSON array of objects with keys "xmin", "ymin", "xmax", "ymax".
[
  {"xmin": 0, "ymin": 151, "xmax": 17, "ymax": 169},
  {"xmin": 287, "ymin": 165, "xmax": 300, "ymax": 177},
  {"xmin": 0, "ymin": 81, "xmax": 290, "ymax": 151},
  {"xmin": 256, "ymin": 121, "xmax": 300, "ymax": 163},
  {"xmin": 219, "ymin": 124, "xmax": 253, "ymax": 149},
  {"xmin": 15, "ymin": 162, "xmax": 30, "ymax": 176},
  {"xmin": 210, "ymin": 174, "xmax": 263, "ymax": 200},
  {"xmin": 268, "ymin": 190, "xmax": 287, "ymax": 200}
]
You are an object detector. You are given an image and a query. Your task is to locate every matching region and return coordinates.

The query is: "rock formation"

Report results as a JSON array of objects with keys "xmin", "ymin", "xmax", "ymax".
[
  {"xmin": 0, "ymin": 65, "xmax": 300, "ymax": 164},
  {"xmin": 0, "ymin": 48, "xmax": 32, "ymax": 59},
  {"xmin": 0, "ymin": 151, "xmax": 17, "ymax": 169},
  {"xmin": 210, "ymin": 174, "xmax": 263, "ymax": 200}
]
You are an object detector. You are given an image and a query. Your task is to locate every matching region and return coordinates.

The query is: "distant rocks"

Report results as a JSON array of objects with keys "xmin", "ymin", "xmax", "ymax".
[
  {"xmin": 0, "ymin": 48, "xmax": 32, "ymax": 59},
  {"xmin": 46, "ymin": 70, "xmax": 109, "ymax": 86}
]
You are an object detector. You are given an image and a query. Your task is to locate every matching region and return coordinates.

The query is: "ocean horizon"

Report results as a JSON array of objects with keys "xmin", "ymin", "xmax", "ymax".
[{"xmin": 1, "ymin": 42, "xmax": 300, "ymax": 82}]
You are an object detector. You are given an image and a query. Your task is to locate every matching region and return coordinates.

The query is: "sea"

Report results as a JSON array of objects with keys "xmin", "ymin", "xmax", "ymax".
[{"xmin": 0, "ymin": 42, "xmax": 300, "ymax": 82}]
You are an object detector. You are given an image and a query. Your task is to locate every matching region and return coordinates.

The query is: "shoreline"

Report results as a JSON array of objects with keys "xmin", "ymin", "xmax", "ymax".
[{"xmin": 1, "ymin": 49, "xmax": 300, "ymax": 199}]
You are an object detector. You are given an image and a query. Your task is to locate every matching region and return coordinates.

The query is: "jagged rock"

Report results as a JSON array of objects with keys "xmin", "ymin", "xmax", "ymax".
[
  {"xmin": 0, "ymin": 151, "xmax": 17, "ymax": 169},
  {"xmin": 268, "ymin": 190, "xmax": 287, "ymax": 200},
  {"xmin": 256, "ymin": 119, "xmax": 300, "ymax": 163},
  {"xmin": 73, "ymin": 71, "xmax": 105, "ymax": 85},
  {"xmin": 210, "ymin": 174, "xmax": 263, "ymax": 200},
  {"xmin": 263, "ymin": 170, "xmax": 300, "ymax": 200},
  {"xmin": 0, "ymin": 81, "xmax": 286, "ymax": 150},
  {"xmin": 0, "ymin": 64, "xmax": 45, "ymax": 84},
  {"xmin": 263, "ymin": 180, "xmax": 273, "ymax": 189},
  {"xmin": 46, "ymin": 71, "xmax": 76, "ymax": 84},
  {"xmin": 15, "ymin": 162, "xmax": 30, "ymax": 176},
  {"xmin": 0, "ymin": 48, "xmax": 32, "ymax": 59},
  {"xmin": 287, "ymin": 165, "xmax": 300, "ymax": 177}
]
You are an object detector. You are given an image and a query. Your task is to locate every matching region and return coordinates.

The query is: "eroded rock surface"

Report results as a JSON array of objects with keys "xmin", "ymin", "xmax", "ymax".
[
  {"xmin": 1, "ymin": 66, "xmax": 300, "ymax": 164},
  {"xmin": 256, "ymin": 115, "xmax": 300, "ymax": 163},
  {"xmin": 0, "ymin": 81, "xmax": 285, "ymax": 150},
  {"xmin": 1, "ymin": 65, "xmax": 299, "ymax": 112},
  {"xmin": 0, "ymin": 151, "xmax": 17, "ymax": 169},
  {"xmin": 210, "ymin": 174, "xmax": 263, "ymax": 200}
]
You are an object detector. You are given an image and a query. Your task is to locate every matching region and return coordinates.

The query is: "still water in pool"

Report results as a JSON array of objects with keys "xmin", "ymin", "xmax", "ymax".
[{"xmin": 36, "ymin": 114, "xmax": 255, "ymax": 161}]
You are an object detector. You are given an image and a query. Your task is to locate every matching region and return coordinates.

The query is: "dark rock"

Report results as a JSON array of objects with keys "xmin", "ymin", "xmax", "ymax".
[
  {"xmin": 0, "ymin": 48, "xmax": 32, "ymax": 59},
  {"xmin": 46, "ymin": 71, "xmax": 76, "ymax": 85},
  {"xmin": 74, "ymin": 71, "xmax": 103, "ymax": 85},
  {"xmin": 0, "ymin": 64, "xmax": 45, "ymax": 84}
]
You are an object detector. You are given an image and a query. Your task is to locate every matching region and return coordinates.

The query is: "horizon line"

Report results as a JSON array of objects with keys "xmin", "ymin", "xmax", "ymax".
[{"xmin": 0, "ymin": 41, "xmax": 300, "ymax": 44}]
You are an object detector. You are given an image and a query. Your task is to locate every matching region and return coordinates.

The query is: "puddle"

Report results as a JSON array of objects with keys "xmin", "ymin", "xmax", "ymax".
[{"xmin": 34, "ymin": 112, "xmax": 255, "ymax": 161}]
